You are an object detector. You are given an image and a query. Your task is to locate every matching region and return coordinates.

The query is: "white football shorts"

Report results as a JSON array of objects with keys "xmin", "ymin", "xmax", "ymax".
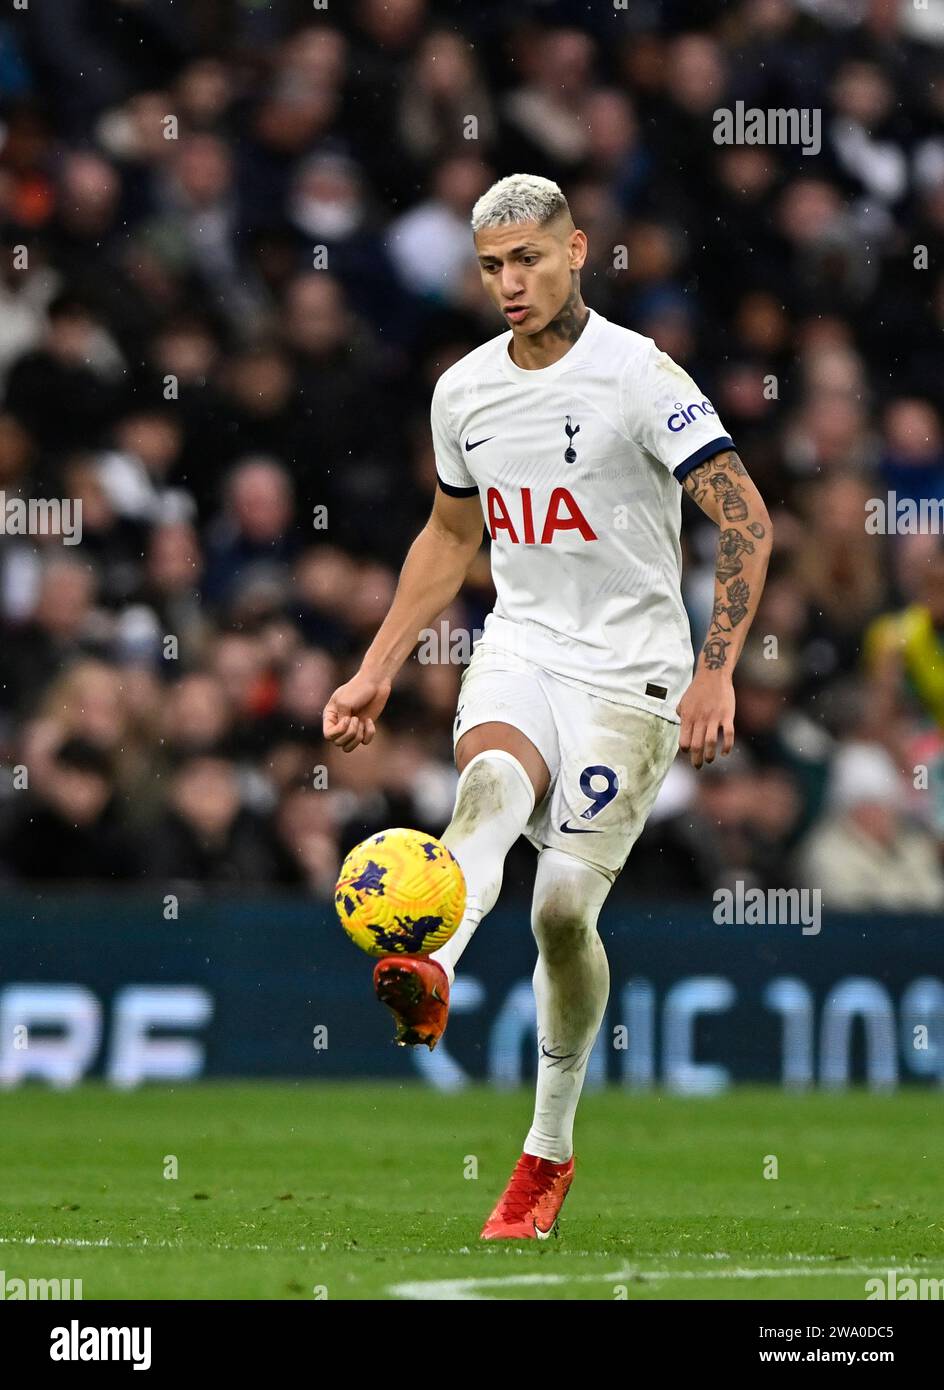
[{"xmin": 451, "ymin": 641, "xmax": 680, "ymax": 882}]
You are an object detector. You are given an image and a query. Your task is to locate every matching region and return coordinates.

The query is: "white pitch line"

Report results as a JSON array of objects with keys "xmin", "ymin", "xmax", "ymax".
[
  {"xmin": 0, "ymin": 1235, "xmax": 317, "ymax": 1255},
  {"xmin": 388, "ymin": 1264, "xmax": 936, "ymax": 1301},
  {"xmin": 0, "ymin": 1238, "xmax": 935, "ymax": 1302}
]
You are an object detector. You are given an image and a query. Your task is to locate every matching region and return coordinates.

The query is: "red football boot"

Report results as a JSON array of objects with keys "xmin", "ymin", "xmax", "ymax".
[
  {"xmin": 373, "ymin": 956, "xmax": 450, "ymax": 1050},
  {"xmin": 480, "ymin": 1152, "xmax": 576, "ymax": 1240}
]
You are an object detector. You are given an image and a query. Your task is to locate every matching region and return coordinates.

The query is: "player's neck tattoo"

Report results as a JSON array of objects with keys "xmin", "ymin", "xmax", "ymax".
[{"xmin": 546, "ymin": 275, "xmax": 589, "ymax": 345}]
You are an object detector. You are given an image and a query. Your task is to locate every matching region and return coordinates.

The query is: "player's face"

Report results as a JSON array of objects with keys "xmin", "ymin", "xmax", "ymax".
[{"xmin": 474, "ymin": 219, "xmax": 586, "ymax": 334}]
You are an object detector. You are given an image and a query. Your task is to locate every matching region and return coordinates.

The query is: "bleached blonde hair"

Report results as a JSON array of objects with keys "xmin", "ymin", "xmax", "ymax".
[{"xmin": 470, "ymin": 173, "xmax": 570, "ymax": 233}]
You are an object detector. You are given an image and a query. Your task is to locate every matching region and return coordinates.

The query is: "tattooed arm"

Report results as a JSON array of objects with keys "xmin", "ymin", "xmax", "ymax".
[{"xmin": 677, "ymin": 449, "xmax": 773, "ymax": 768}]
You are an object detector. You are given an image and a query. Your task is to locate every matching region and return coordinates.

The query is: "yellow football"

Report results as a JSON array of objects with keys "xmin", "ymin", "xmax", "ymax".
[{"xmin": 334, "ymin": 828, "xmax": 466, "ymax": 957}]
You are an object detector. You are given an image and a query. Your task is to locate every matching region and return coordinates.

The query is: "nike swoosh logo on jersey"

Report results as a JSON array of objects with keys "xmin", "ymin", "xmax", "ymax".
[
  {"xmin": 465, "ymin": 435, "xmax": 495, "ymax": 451},
  {"xmin": 559, "ymin": 820, "xmax": 603, "ymax": 834}
]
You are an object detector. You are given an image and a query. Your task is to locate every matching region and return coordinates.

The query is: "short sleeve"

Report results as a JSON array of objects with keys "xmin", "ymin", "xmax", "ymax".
[
  {"xmin": 431, "ymin": 373, "xmax": 478, "ymax": 497},
  {"xmin": 621, "ymin": 343, "xmax": 735, "ymax": 483}
]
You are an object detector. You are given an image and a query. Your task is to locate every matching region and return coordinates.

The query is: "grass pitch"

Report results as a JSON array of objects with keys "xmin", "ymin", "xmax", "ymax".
[{"xmin": 0, "ymin": 1083, "xmax": 941, "ymax": 1300}]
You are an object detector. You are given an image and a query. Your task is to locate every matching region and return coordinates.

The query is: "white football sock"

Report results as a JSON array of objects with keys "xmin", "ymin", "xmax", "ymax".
[
  {"xmin": 524, "ymin": 848, "xmax": 613, "ymax": 1164},
  {"xmin": 430, "ymin": 750, "xmax": 536, "ymax": 983}
]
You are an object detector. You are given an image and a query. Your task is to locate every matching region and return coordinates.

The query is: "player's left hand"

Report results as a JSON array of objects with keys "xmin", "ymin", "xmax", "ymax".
[{"xmin": 677, "ymin": 671, "xmax": 736, "ymax": 769}]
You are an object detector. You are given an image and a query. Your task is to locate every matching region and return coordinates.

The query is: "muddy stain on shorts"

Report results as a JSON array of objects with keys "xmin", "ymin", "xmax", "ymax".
[{"xmin": 587, "ymin": 700, "xmax": 679, "ymax": 841}]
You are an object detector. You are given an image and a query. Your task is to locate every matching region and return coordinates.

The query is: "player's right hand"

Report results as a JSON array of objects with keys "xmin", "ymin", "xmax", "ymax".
[{"xmin": 323, "ymin": 669, "xmax": 391, "ymax": 752}]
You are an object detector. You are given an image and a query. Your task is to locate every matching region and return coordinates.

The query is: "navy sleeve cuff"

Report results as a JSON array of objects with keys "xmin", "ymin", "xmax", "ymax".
[
  {"xmin": 437, "ymin": 474, "xmax": 479, "ymax": 497},
  {"xmin": 672, "ymin": 436, "xmax": 735, "ymax": 483}
]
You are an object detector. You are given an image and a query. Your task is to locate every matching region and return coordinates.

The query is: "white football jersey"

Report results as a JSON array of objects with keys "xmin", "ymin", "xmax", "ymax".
[{"xmin": 430, "ymin": 307, "xmax": 734, "ymax": 722}]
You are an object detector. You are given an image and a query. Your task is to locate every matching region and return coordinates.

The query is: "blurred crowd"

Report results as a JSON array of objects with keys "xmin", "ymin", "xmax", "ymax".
[{"xmin": 1, "ymin": 0, "xmax": 944, "ymax": 909}]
